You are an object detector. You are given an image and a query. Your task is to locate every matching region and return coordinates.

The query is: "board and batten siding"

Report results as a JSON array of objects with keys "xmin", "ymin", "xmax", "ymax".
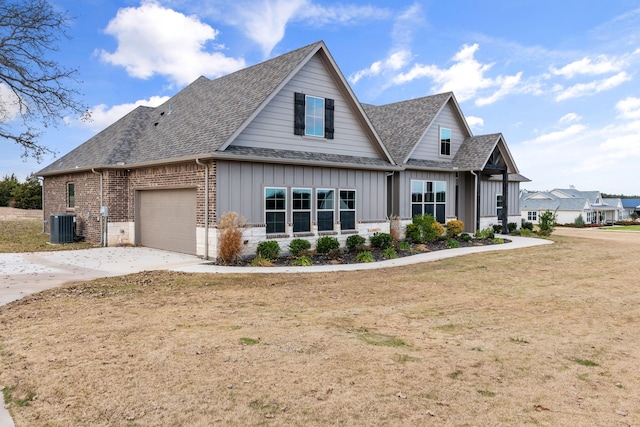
[
  {"xmin": 479, "ymin": 179, "xmax": 520, "ymax": 218},
  {"xmin": 396, "ymin": 170, "xmax": 457, "ymax": 220},
  {"xmin": 230, "ymin": 55, "xmax": 381, "ymax": 159},
  {"xmin": 410, "ymin": 101, "xmax": 468, "ymax": 162},
  {"xmin": 216, "ymin": 161, "xmax": 387, "ymax": 225}
]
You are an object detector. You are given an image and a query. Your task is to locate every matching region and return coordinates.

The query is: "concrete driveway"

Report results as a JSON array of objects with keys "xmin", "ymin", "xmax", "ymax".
[{"xmin": 0, "ymin": 247, "xmax": 204, "ymax": 306}]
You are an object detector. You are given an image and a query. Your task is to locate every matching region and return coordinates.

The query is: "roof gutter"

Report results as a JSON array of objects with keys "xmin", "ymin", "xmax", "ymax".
[{"xmin": 195, "ymin": 158, "xmax": 209, "ymax": 260}]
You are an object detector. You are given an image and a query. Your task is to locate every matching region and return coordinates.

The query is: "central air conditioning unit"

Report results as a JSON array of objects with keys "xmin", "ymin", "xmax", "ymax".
[{"xmin": 50, "ymin": 214, "xmax": 76, "ymax": 244}]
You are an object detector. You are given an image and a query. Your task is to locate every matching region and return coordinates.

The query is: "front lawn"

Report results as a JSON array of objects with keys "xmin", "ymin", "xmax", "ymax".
[{"xmin": 0, "ymin": 220, "xmax": 94, "ymax": 253}]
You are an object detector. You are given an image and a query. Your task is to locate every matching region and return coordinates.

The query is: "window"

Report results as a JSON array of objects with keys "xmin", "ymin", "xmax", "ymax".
[
  {"xmin": 294, "ymin": 92, "xmax": 334, "ymax": 139},
  {"xmin": 440, "ymin": 127, "xmax": 451, "ymax": 156},
  {"xmin": 496, "ymin": 194, "xmax": 503, "ymax": 220},
  {"xmin": 265, "ymin": 188, "xmax": 286, "ymax": 234},
  {"xmin": 292, "ymin": 188, "xmax": 311, "ymax": 233},
  {"xmin": 339, "ymin": 190, "xmax": 356, "ymax": 231},
  {"xmin": 67, "ymin": 182, "xmax": 75, "ymax": 208},
  {"xmin": 316, "ymin": 189, "xmax": 334, "ymax": 232},
  {"xmin": 528, "ymin": 211, "xmax": 537, "ymax": 222},
  {"xmin": 411, "ymin": 180, "xmax": 446, "ymax": 223}
]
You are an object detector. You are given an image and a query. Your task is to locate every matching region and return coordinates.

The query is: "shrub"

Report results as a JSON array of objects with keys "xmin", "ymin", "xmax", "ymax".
[
  {"xmin": 218, "ymin": 212, "xmax": 246, "ymax": 265},
  {"xmin": 475, "ymin": 227, "xmax": 495, "ymax": 240},
  {"xmin": 370, "ymin": 232, "xmax": 393, "ymax": 249},
  {"xmin": 492, "ymin": 224, "xmax": 503, "ymax": 234},
  {"xmin": 537, "ymin": 210, "xmax": 556, "ymax": 236},
  {"xmin": 446, "ymin": 238, "xmax": 460, "ymax": 249},
  {"xmin": 459, "ymin": 233, "xmax": 472, "ymax": 242},
  {"xmin": 356, "ymin": 251, "xmax": 375, "ymax": 263},
  {"xmin": 406, "ymin": 214, "xmax": 442, "ymax": 243},
  {"xmin": 316, "ymin": 236, "xmax": 340, "ymax": 254},
  {"xmin": 445, "ymin": 219, "xmax": 464, "ymax": 238},
  {"xmin": 256, "ymin": 240, "xmax": 280, "ymax": 260},
  {"xmin": 346, "ymin": 234, "xmax": 366, "ymax": 252},
  {"xmin": 289, "ymin": 238, "xmax": 311, "ymax": 256},
  {"xmin": 508, "ymin": 222, "xmax": 518, "ymax": 234},
  {"xmin": 519, "ymin": 228, "xmax": 533, "ymax": 237},
  {"xmin": 397, "ymin": 241, "xmax": 411, "ymax": 251},
  {"xmin": 250, "ymin": 255, "xmax": 273, "ymax": 267},
  {"xmin": 522, "ymin": 221, "xmax": 534, "ymax": 231},
  {"xmin": 383, "ymin": 247, "xmax": 398, "ymax": 259},
  {"xmin": 574, "ymin": 214, "xmax": 585, "ymax": 227},
  {"xmin": 292, "ymin": 255, "xmax": 312, "ymax": 266},
  {"xmin": 493, "ymin": 238, "xmax": 505, "ymax": 244}
]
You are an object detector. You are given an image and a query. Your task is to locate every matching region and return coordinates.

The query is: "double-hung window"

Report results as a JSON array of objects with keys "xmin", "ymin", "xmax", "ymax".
[
  {"xmin": 292, "ymin": 188, "xmax": 311, "ymax": 233},
  {"xmin": 294, "ymin": 92, "xmax": 334, "ymax": 139},
  {"xmin": 440, "ymin": 127, "xmax": 451, "ymax": 156},
  {"xmin": 339, "ymin": 190, "xmax": 356, "ymax": 231},
  {"xmin": 316, "ymin": 189, "xmax": 335, "ymax": 232},
  {"xmin": 411, "ymin": 180, "xmax": 446, "ymax": 223},
  {"xmin": 265, "ymin": 188, "xmax": 286, "ymax": 234},
  {"xmin": 528, "ymin": 211, "xmax": 537, "ymax": 222},
  {"xmin": 496, "ymin": 194, "xmax": 504, "ymax": 220},
  {"xmin": 67, "ymin": 182, "xmax": 75, "ymax": 208}
]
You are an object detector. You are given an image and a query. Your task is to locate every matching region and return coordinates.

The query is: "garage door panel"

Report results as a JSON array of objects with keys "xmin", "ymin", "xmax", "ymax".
[{"xmin": 138, "ymin": 189, "xmax": 196, "ymax": 255}]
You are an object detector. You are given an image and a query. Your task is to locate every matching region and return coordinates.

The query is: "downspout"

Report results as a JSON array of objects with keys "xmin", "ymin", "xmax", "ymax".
[
  {"xmin": 470, "ymin": 170, "xmax": 480, "ymax": 233},
  {"xmin": 195, "ymin": 159, "xmax": 209, "ymax": 260},
  {"xmin": 91, "ymin": 168, "xmax": 104, "ymax": 246},
  {"xmin": 38, "ymin": 177, "xmax": 45, "ymax": 233}
]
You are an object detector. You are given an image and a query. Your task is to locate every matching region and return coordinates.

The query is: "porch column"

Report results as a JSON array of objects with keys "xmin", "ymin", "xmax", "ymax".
[{"xmin": 502, "ymin": 170, "xmax": 508, "ymax": 234}]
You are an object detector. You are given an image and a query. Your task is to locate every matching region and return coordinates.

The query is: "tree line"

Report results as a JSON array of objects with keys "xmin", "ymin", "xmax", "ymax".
[{"xmin": 0, "ymin": 174, "xmax": 42, "ymax": 209}]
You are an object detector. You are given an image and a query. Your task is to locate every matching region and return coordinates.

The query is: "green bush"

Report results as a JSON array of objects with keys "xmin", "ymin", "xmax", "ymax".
[
  {"xmin": 446, "ymin": 238, "xmax": 460, "ymax": 248},
  {"xmin": 356, "ymin": 251, "xmax": 375, "ymax": 263},
  {"xmin": 346, "ymin": 234, "xmax": 366, "ymax": 252},
  {"xmin": 522, "ymin": 221, "xmax": 534, "ymax": 231},
  {"xmin": 445, "ymin": 219, "xmax": 464, "ymax": 238},
  {"xmin": 288, "ymin": 238, "xmax": 311, "ymax": 256},
  {"xmin": 383, "ymin": 247, "xmax": 398, "ymax": 259},
  {"xmin": 519, "ymin": 228, "xmax": 533, "ymax": 237},
  {"xmin": 256, "ymin": 240, "xmax": 280, "ymax": 260},
  {"xmin": 574, "ymin": 214, "xmax": 585, "ymax": 227},
  {"xmin": 292, "ymin": 255, "xmax": 312, "ymax": 266},
  {"xmin": 316, "ymin": 236, "xmax": 340, "ymax": 254},
  {"xmin": 370, "ymin": 232, "xmax": 393, "ymax": 249},
  {"xmin": 459, "ymin": 233, "xmax": 472, "ymax": 242},
  {"xmin": 537, "ymin": 210, "xmax": 556, "ymax": 236},
  {"xmin": 492, "ymin": 224, "xmax": 503, "ymax": 234},
  {"xmin": 475, "ymin": 227, "xmax": 495, "ymax": 240},
  {"xmin": 397, "ymin": 241, "xmax": 411, "ymax": 251},
  {"xmin": 406, "ymin": 214, "xmax": 442, "ymax": 243},
  {"xmin": 507, "ymin": 222, "xmax": 518, "ymax": 234}
]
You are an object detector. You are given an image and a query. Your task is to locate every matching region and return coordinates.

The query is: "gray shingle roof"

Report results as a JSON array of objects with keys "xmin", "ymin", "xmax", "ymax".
[
  {"xmin": 453, "ymin": 134, "xmax": 502, "ymax": 170},
  {"xmin": 362, "ymin": 93, "xmax": 453, "ymax": 164},
  {"xmin": 39, "ymin": 42, "xmax": 323, "ymax": 175}
]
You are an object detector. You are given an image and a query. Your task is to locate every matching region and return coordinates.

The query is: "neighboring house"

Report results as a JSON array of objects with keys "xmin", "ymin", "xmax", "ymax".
[
  {"xmin": 520, "ymin": 188, "xmax": 623, "ymax": 225},
  {"xmin": 621, "ymin": 198, "xmax": 640, "ymax": 219},
  {"xmin": 38, "ymin": 41, "xmax": 526, "ymax": 258}
]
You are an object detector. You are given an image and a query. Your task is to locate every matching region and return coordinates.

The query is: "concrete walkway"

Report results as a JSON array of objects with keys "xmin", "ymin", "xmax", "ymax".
[{"xmin": 0, "ymin": 235, "xmax": 551, "ymax": 426}]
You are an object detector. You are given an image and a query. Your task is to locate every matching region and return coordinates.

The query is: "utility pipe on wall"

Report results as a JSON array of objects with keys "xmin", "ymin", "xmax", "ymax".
[
  {"xmin": 91, "ymin": 168, "xmax": 105, "ymax": 246},
  {"xmin": 470, "ymin": 170, "xmax": 479, "ymax": 233},
  {"xmin": 195, "ymin": 159, "xmax": 209, "ymax": 260}
]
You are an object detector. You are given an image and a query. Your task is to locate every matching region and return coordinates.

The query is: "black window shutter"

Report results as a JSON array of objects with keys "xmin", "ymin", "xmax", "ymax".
[
  {"xmin": 324, "ymin": 98, "xmax": 334, "ymax": 139},
  {"xmin": 294, "ymin": 92, "xmax": 305, "ymax": 135}
]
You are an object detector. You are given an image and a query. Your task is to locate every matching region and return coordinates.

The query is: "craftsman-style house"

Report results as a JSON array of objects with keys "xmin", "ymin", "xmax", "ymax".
[{"xmin": 38, "ymin": 41, "xmax": 526, "ymax": 258}]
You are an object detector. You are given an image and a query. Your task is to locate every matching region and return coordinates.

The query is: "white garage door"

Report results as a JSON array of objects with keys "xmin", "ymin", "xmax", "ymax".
[{"xmin": 138, "ymin": 189, "xmax": 197, "ymax": 255}]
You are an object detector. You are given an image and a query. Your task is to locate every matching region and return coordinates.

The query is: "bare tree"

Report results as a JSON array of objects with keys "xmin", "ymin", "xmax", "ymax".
[{"xmin": 0, "ymin": 0, "xmax": 89, "ymax": 160}]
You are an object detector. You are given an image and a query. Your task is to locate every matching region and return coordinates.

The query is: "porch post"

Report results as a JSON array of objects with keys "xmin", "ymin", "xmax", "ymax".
[{"xmin": 502, "ymin": 170, "xmax": 508, "ymax": 234}]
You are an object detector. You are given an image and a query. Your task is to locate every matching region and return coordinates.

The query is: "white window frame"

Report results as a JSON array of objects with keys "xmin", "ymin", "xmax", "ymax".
[
  {"xmin": 339, "ymin": 189, "xmax": 356, "ymax": 231},
  {"xmin": 265, "ymin": 187, "xmax": 287, "ymax": 234},
  {"xmin": 316, "ymin": 188, "xmax": 335, "ymax": 232},
  {"xmin": 411, "ymin": 180, "xmax": 446, "ymax": 223},
  {"xmin": 496, "ymin": 194, "xmax": 503, "ymax": 220},
  {"xmin": 527, "ymin": 211, "xmax": 537, "ymax": 222},
  {"xmin": 292, "ymin": 188, "xmax": 312, "ymax": 233},
  {"xmin": 440, "ymin": 127, "xmax": 451, "ymax": 156},
  {"xmin": 305, "ymin": 95, "xmax": 325, "ymax": 137}
]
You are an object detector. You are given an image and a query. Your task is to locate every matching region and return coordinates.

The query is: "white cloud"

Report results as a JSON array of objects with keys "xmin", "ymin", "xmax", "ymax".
[
  {"xmin": 466, "ymin": 116, "xmax": 484, "ymax": 129},
  {"xmin": 550, "ymin": 55, "xmax": 623, "ymax": 78},
  {"xmin": 99, "ymin": 1, "xmax": 245, "ymax": 86},
  {"xmin": 0, "ymin": 83, "xmax": 22, "ymax": 122},
  {"xmin": 476, "ymin": 72, "xmax": 523, "ymax": 106},
  {"xmin": 559, "ymin": 113, "xmax": 581, "ymax": 123},
  {"xmin": 349, "ymin": 50, "xmax": 411, "ymax": 84},
  {"xmin": 616, "ymin": 96, "xmax": 640, "ymax": 119},
  {"xmin": 299, "ymin": 2, "xmax": 391, "ymax": 26},
  {"xmin": 523, "ymin": 124, "xmax": 587, "ymax": 145},
  {"xmin": 554, "ymin": 72, "xmax": 631, "ymax": 101},
  {"xmin": 69, "ymin": 96, "xmax": 171, "ymax": 132}
]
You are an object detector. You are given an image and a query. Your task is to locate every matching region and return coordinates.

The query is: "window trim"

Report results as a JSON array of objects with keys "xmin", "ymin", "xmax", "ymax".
[
  {"xmin": 67, "ymin": 182, "xmax": 75, "ymax": 208},
  {"xmin": 440, "ymin": 127, "xmax": 451, "ymax": 156},
  {"xmin": 292, "ymin": 187, "xmax": 312, "ymax": 233},
  {"xmin": 264, "ymin": 187, "xmax": 287, "ymax": 234},
  {"xmin": 305, "ymin": 95, "xmax": 325, "ymax": 137},
  {"xmin": 316, "ymin": 188, "xmax": 335, "ymax": 232},
  {"xmin": 293, "ymin": 92, "xmax": 334, "ymax": 139},
  {"xmin": 338, "ymin": 189, "xmax": 356, "ymax": 231},
  {"xmin": 527, "ymin": 211, "xmax": 537, "ymax": 222},
  {"xmin": 496, "ymin": 194, "xmax": 504, "ymax": 220},
  {"xmin": 411, "ymin": 180, "xmax": 447, "ymax": 223}
]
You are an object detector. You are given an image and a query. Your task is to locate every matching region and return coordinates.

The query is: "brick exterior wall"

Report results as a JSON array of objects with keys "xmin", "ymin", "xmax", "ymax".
[{"xmin": 43, "ymin": 161, "xmax": 217, "ymax": 249}]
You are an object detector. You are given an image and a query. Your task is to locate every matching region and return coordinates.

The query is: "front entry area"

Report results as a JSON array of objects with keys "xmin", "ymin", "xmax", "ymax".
[{"xmin": 136, "ymin": 188, "xmax": 197, "ymax": 255}]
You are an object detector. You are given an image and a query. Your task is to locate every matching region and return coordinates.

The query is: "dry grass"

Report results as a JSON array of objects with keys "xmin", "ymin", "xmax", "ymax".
[{"xmin": 1, "ymin": 229, "xmax": 640, "ymax": 426}]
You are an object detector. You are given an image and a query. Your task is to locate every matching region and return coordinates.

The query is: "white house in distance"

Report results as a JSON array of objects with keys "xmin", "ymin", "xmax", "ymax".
[{"xmin": 520, "ymin": 188, "xmax": 623, "ymax": 225}]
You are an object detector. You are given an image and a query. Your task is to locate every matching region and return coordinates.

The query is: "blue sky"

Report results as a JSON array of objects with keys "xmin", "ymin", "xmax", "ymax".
[{"xmin": 2, "ymin": 0, "xmax": 640, "ymax": 195}]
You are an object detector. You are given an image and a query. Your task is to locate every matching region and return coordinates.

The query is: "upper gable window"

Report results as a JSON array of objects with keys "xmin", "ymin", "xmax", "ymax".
[
  {"xmin": 440, "ymin": 127, "xmax": 451, "ymax": 156},
  {"xmin": 294, "ymin": 92, "xmax": 334, "ymax": 139}
]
